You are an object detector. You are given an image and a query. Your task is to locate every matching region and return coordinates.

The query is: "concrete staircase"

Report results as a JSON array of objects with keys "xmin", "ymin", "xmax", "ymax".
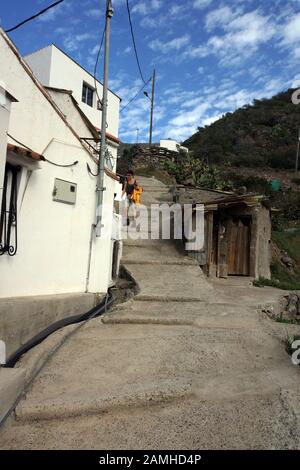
[{"xmin": 1, "ymin": 176, "xmax": 300, "ymax": 450}]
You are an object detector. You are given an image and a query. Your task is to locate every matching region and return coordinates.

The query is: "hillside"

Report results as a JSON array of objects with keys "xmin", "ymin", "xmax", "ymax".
[{"xmin": 184, "ymin": 88, "xmax": 300, "ymax": 169}]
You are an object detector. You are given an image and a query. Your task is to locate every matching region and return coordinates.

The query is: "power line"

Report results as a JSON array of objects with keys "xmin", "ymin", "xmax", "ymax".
[
  {"xmin": 125, "ymin": 0, "xmax": 147, "ymax": 85},
  {"xmin": 120, "ymin": 78, "xmax": 151, "ymax": 113},
  {"xmin": 7, "ymin": 133, "xmax": 78, "ymax": 167},
  {"xmin": 5, "ymin": 0, "xmax": 64, "ymax": 33}
]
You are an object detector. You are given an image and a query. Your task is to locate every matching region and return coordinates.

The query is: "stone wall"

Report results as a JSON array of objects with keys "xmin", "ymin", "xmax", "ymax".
[{"xmin": 0, "ymin": 292, "xmax": 98, "ymax": 359}]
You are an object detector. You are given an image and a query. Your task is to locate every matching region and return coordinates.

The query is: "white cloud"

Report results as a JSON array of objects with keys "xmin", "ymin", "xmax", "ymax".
[
  {"xmin": 170, "ymin": 5, "xmax": 185, "ymax": 16},
  {"xmin": 281, "ymin": 12, "xmax": 300, "ymax": 59},
  {"xmin": 132, "ymin": 2, "xmax": 147, "ymax": 15},
  {"xmin": 205, "ymin": 6, "xmax": 242, "ymax": 31},
  {"xmin": 170, "ymin": 103, "xmax": 209, "ymax": 127},
  {"xmin": 290, "ymin": 74, "xmax": 300, "ymax": 88},
  {"xmin": 203, "ymin": 10, "xmax": 276, "ymax": 65},
  {"xmin": 201, "ymin": 114, "xmax": 223, "ymax": 127},
  {"xmin": 63, "ymin": 33, "xmax": 95, "ymax": 52},
  {"xmin": 193, "ymin": 0, "xmax": 213, "ymax": 10},
  {"xmin": 132, "ymin": 0, "xmax": 162, "ymax": 15},
  {"xmin": 84, "ymin": 8, "xmax": 102, "ymax": 18},
  {"xmin": 149, "ymin": 35, "xmax": 190, "ymax": 54},
  {"xmin": 228, "ymin": 11, "xmax": 276, "ymax": 46},
  {"xmin": 90, "ymin": 44, "xmax": 99, "ymax": 55},
  {"xmin": 38, "ymin": 0, "xmax": 71, "ymax": 22},
  {"xmin": 282, "ymin": 12, "xmax": 300, "ymax": 45}
]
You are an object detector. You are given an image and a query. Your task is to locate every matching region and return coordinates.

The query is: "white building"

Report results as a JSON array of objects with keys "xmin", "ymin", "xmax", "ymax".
[
  {"xmin": 160, "ymin": 139, "xmax": 188, "ymax": 154},
  {"xmin": 0, "ymin": 29, "xmax": 122, "ymax": 356},
  {"xmin": 24, "ymin": 44, "xmax": 120, "ymax": 137}
]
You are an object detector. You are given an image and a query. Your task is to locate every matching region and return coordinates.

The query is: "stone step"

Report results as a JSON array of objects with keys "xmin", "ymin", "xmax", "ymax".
[
  {"xmin": 122, "ymin": 243, "xmax": 188, "ymax": 260},
  {"xmin": 140, "ymin": 187, "xmax": 170, "ymax": 192},
  {"xmin": 0, "ymin": 368, "xmax": 26, "ymax": 424},
  {"xmin": 122, "ymin": 238, "xmax": 183, "ymax": 248},
  {"xmin": 16, "ymin": 379, "xmax": 192, "ymax": 422},
  {"xmin": 122, "ymin": 258, "xmax": 197, "ymax": 266},
  {"xmin": 103, "ymin": 299, "xmax": 259, "ymax": 329},
  {"xmin": 125, "ymin": 263, "xmax": 214, "ymax": 302},
  {"xmin": 15, "ymin": 365, "xmax": 294, "ymax": 422},
  {"xmin": 135, "ymin": 177, "xmax": 168, "ymax": 187},
  {"xmin": 14, "ymin": 314, "xmax": 293, "ymax": 423}
]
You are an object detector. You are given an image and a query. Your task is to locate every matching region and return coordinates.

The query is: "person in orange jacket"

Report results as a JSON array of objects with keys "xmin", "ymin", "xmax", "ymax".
[{"xmin": 122, "ymin": 170, "xmax": 143, "ymax": 225}]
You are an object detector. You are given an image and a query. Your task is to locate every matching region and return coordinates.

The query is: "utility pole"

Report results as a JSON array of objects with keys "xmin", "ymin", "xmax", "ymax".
[
  {"xmin": 96, "ymin": 0, "xmax": 113, "ymax": 237},
  {"xmin": 296, "ymin": 128, "xmax": 300, "ymax": 173},
  {"xmin": 149, "ymin": 68, "xmax": 156, "ymax": 146},
  {"xmin": 136, "ymin": 128, "xmax": 139, "ymax": 144}
]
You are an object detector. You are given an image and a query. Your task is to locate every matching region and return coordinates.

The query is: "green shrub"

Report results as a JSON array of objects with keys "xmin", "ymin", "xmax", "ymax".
[{"xmin": 268, "ymin": 147, "xmax": 296, "ymax": 169}]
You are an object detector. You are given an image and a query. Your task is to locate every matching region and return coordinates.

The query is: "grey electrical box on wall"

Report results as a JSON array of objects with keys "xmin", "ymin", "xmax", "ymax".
[{"xmin": 53, "ymin": 178, "xmax": 77, "ymax": 205}]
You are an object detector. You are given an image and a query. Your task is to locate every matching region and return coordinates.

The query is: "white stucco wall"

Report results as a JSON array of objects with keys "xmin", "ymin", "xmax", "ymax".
[
  {"xmin": 46, "ymin": 89, "xmax": 92, "ymax": 139},
  {"xmin": 0, "ymin": 90, "xmax": 12, "ymax": 204},
  {"xmin": 0, "ymin": 31, "xmax": 121, "ymax": 298},
  {"xmin": 23, "ymin": 45, "xmax": 52, "ymax": 86},
  {"xmin": 47, "ymin": 88, "xmax": 119, "ymax": 172},
  {"xmin": 25, "ymin": 45, "xmax": 120, "ymax": 138}
]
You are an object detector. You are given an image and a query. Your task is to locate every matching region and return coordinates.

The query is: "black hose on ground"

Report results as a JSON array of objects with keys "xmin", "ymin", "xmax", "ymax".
[{"xmin": 4, "ymin": 290, "xmax": 114, "ymax": 368}]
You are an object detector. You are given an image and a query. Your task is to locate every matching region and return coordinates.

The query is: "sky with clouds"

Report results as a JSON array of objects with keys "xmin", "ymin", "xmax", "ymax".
[{"xmin": 1, "ymin": 0, "xmax": 300, "ymax": 143}]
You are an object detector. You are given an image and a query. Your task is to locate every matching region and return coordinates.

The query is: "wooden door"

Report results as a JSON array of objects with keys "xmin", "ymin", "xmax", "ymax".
[{"xmin": 227, "ymin": 218, "xmax": 250, "ymax": 276}]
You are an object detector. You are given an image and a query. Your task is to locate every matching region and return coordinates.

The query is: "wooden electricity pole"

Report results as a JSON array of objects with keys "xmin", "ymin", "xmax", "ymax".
[{"xmin": 149, "ymin": 69, "xmax": 156, "ymax": 146}]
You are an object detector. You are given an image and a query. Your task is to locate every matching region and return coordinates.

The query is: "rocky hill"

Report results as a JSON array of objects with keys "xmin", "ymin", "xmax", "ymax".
[{"xmin": 184, "ymin": 88, "xmax": 300, "ymax": 169}]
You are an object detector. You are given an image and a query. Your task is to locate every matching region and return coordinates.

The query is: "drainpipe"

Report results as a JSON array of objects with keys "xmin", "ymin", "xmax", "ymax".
[{"xmin": 95, "ymin": 1, "xmax": 113, "ymax": 237}]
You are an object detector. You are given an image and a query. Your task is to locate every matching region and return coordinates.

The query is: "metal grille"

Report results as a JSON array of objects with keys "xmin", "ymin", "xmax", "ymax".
[{"xmin": 0, "ymin": 163, "xmax": 20, "ymax": 256}]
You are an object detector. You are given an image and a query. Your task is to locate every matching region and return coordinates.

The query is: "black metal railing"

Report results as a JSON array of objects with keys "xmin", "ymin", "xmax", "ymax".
[{"xmin": 0, "ymin": 163, "xmax": 20, "ymax": 256}]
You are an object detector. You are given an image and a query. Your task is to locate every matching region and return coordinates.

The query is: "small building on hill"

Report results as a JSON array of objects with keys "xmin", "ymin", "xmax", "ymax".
[
  {"xmin": 179, "ymin": 187, "xmax": 271, "ymax": 280},
  {"xmin": 160, "ymin": 139, "xmax": 188, "ymax": 154}
]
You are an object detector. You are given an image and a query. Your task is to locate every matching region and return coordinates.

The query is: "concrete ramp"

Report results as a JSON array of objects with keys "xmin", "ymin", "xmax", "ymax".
[{"xmin": 1, "ymin": 176, "xmax": 300, "ymax": 450}]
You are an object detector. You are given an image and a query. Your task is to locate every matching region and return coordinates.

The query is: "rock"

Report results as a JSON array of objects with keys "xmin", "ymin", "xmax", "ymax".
[
  {"xmin": 271, "ymin": 293, "xmax": 300, "ymax": 324},
  {"xmin": 184, "ymin": 178, "xmax": 195, "ymax": 187},
  {"xmin": 287, "ymin": 294, "xmax": 298, "ymax": 316},
  {"xmin": 281, "ymin": 251, "xmax": 294, "ymax": 269},
  {"xmin": 236, "ymin": 186, "xmax": 247, "ymax": 195}
]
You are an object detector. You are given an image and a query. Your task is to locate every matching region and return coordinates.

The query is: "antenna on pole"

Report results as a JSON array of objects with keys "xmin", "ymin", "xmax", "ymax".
[{"xmin": 96, "ymin": 0, "xmax": 114, "ymax": 237}]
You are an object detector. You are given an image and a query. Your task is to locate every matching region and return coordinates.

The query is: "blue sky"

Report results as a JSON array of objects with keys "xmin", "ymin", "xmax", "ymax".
[{"xmin": 1, "ymin": 0, "xmax": 300, "ymax": 143}]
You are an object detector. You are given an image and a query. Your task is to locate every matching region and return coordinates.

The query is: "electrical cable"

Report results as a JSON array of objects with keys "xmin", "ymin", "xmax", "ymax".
[
  {"xmin": 125, "ymin": 0, "xmax": 147, "ymax": 85},
  {"xmin": 7, "ymin": 133, "xmax": 78, "ymax": 168},
  {"xmin": 44, "ymin": 158, "xmax": 78, "ymax": 167},
  {"xmin": 4, "ymin": 290, "xmax": 114, "ymax": 369},
  {"xmin": 0, "ymin": 290, "xmax": 114, "ymax": 427},
  {"xmin": 120, "ymin": 77, "xmax": 151, "ymax": 113},
  {"xmin": 5, "ymin": 0, "xmax": 64, "ymax": 33},
  {"xmin": 87, "ymin": 162, "xmax": 99, "ymax": 177}
]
